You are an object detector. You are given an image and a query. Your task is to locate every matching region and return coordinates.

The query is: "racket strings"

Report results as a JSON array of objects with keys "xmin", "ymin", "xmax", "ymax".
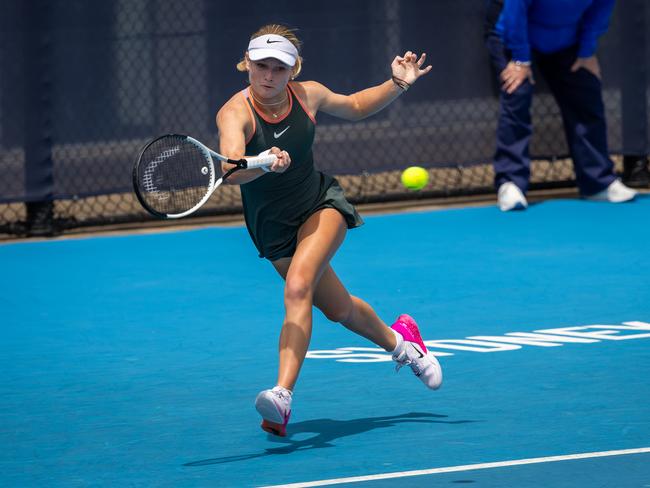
[{"xmin": 136, "ymin": 137, "xmax": 215, "ymax": 215}]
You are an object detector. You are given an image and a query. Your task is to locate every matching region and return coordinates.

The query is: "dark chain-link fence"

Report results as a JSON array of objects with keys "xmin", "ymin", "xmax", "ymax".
[{"xmin": 1, "ymin": 0, "xmax": 648, "ymax": 238}]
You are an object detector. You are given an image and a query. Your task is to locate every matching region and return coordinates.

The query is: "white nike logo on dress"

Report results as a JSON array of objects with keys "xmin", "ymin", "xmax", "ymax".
[{"xmin": 274, "ymin": 126, "xmax": 290, "ymax": 139}]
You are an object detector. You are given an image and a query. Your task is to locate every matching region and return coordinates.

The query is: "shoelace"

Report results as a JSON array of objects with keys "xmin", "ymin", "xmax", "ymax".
[
  {"xmin": 393, "ymin": 350, "xmax": 411, "ymax": 372},
  {"xmin": 272, "ymin": 387, "xmax": 291, "ymax": 403},
  {"xmin": 393, "ymin": 349, "xmax": 422, "ymax": 376}
]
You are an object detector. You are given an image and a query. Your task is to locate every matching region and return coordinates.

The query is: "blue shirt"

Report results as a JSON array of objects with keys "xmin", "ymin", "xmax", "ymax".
[{"xmin": 495, "ymin": 0, "xmax": 615, "ymax": 62}]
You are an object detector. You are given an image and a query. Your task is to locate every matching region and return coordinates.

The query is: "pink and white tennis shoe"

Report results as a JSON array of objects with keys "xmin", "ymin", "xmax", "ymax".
[
  {"xmin": 255, "ymin": 386, "xmax": 292, "ymax": 437},
  {"xmin": 255, "ymin": 315, "xmax": 440, "ymax": 436},
  {"xmin": 391, "ymin": 314, "xmax": 443, "ymax": 390}
]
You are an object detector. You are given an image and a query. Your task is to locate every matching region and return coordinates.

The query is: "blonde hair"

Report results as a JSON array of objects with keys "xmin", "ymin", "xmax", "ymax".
[{"xmin": 236, "ymin": 24, "xmax": 303, "ymax": 78}]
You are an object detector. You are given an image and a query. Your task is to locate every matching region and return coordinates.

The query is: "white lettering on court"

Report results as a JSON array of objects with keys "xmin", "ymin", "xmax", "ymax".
[{"xmin": 305, "ymin": 321, "xmax": 650, "ymax": 363}]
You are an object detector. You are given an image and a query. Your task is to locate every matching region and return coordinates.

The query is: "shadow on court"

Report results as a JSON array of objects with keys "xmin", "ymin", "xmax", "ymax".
[{"xmin": 184, "ymin": 412, "xmax": 478, "ymax": 466}]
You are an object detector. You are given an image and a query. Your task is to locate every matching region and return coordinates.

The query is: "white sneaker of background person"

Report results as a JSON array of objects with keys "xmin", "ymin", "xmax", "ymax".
[
  {"xmin": 586, "ymin": 179, "xmax": 637, "ymax": 203},
  {"xmin": 390, "ymin": 314, "xmax": 443, "ymax": 390},
  {"xmin": 497, "ymin": 181, "xmax": 528, "ymax": 211}
]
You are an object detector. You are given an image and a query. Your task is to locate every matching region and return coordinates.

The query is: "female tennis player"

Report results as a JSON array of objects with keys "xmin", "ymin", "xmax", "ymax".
[{"xmin": 216, "ymin": 24, "xmax": 442, "ymax": 437}]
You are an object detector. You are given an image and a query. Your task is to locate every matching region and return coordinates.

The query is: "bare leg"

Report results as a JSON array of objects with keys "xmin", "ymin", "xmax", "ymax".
[
  {"xmin": 273, "ymin": 245, "xmax": 397, "ymax": 373},
  {"xmin": 313, "ymin": 266, "xmax": 396, "ymax": 351},
  {"xmin": 270, "ymin": 208, "xmax": 348, "ymax": 391}
]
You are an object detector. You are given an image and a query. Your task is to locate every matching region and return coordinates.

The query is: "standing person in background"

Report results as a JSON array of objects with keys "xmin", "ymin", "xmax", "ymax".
[
  {"xmin": 216, "ymin": 24, "xmax": 442, "ymax": 437},
  {"xmin": 620, "ymin": 0, "xmax": 650, "ymax": 189},
  {"xmin": 484, "ymin": 0, "xmax": 637, "ymax": 211}
]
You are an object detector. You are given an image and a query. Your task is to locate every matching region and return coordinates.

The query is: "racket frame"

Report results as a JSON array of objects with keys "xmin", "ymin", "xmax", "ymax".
[{"xmin": 133, "ymin": 134, "xmax": 276, "ymax": 219}]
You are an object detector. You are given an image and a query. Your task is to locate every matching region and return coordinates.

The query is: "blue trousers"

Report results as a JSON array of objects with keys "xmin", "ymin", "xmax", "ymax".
[{"xmin": 485, "ymin": 34, "xmax": 616, "ymax": 196}]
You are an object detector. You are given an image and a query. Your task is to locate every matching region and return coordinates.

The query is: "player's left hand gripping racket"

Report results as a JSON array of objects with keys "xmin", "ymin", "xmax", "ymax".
[{"xmin": 132, "ymin": 134, "xmax": 276, "ymax": 219}]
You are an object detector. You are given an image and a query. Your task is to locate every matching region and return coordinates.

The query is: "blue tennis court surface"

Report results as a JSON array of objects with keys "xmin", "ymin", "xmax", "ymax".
[{"xmin": 2, "ymin": 197, "xmax": 649, "ymax": 487}]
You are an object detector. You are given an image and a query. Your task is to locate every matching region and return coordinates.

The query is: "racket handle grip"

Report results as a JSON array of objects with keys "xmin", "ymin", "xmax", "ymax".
[{"xmin": 246, "ymin": 153, "xmax": 277, "ymax": 169}]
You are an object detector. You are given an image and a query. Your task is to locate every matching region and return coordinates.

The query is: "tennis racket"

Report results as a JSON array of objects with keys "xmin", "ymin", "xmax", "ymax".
[{"xmin": 132, "ymin": 134, "xmax": 276, "ymax": 219}]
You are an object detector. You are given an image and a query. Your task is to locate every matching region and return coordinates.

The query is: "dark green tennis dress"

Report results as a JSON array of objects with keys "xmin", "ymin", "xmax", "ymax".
[{"xmin": 240, "ymin": 83, "xmax": 363, "ymax": 261}]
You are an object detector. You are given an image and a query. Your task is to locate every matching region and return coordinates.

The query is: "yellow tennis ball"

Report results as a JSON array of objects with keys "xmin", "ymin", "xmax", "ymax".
[{"xmin": 401, "ymin": 166, "xmax": 429, "ymax": 191}]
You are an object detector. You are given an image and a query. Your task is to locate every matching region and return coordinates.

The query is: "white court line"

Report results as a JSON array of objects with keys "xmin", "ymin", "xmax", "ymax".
[{"xmin": 259, "ymin": 447, "xmax": 650, "ymax": 488}]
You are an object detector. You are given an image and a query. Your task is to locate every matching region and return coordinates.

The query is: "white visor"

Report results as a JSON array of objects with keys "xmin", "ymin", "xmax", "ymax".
[{"xmin": 247, "ymin": 34, "xmax": 298, "ymax": 67}]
